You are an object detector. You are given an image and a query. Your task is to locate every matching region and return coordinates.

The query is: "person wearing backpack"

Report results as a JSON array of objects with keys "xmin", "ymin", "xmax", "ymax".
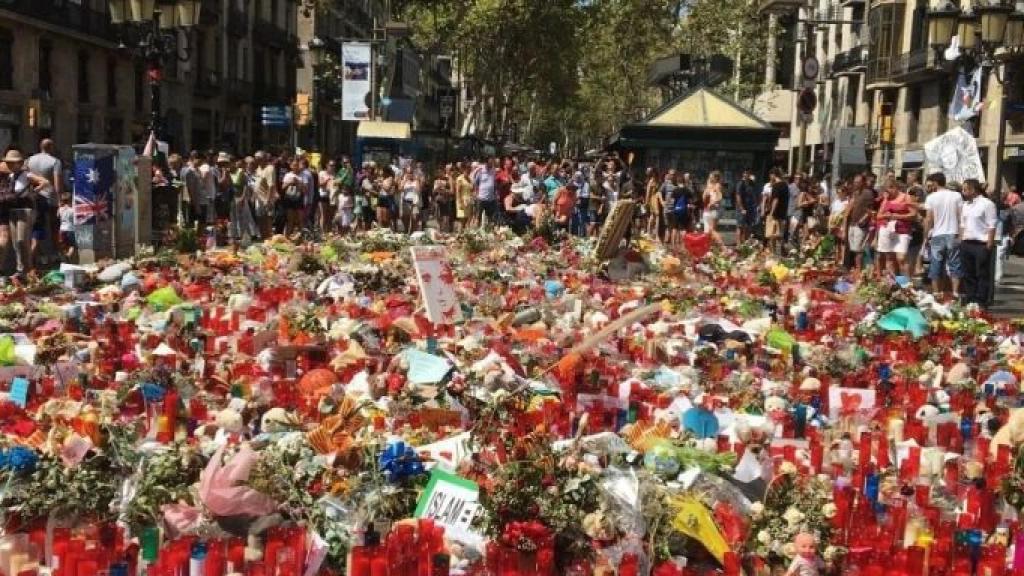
[{"xmin": 668, "ymin": 187, "xmax": 688, "ymax": 247}]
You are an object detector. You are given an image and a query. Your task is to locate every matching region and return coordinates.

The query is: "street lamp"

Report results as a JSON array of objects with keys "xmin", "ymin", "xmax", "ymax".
[
  {"xmin": 1006, "ymin": 9, "xmax": 1024, "ymax": 49},
  {"xmin": 978, "ymin": 0, "xmax": 1013, "ymax": 49},
  {"xmin": 959, "ymin": 10, "xmax": 980, "ymax": 53},
  {"xmin": 106, "ymin": 0, "xmax": 201, "ymax": 140},
  {"xmin": 928, "ymin": 1, "xmax": 960, "ymax": 51}
]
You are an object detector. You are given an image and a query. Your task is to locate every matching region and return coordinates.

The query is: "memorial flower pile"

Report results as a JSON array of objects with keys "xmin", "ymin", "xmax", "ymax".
[{"xmin": 0, "ymin": 224, "xmax": 1023, "ymax": 576}]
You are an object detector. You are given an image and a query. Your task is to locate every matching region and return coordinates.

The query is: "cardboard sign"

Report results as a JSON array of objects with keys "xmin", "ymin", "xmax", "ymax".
[
  {"xmin": 413, "ymin": 469, "xmax": 484, "ymax": 545},
  {"xmin": 828, "ymin": 387, "xmax": 877, "ymax": 420},
  {"xmin": 8, "ymin": 377, "xmax": 29, "ymax": 408},
  {"xmin": 410, "ymin": 246, "xmax": 462, "ymax": 325},
  {"xmin": 417, "ymin": 432, "xmax": 471, "ymax": 471},
  {"xmin": 595, "ymin": 199, "xmax": 635, "ymax": 260}
]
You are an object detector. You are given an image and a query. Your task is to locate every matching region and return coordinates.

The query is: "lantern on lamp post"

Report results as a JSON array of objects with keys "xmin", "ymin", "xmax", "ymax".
[{"xmin": 106, "ymin": 0, "xmax": 201, "ymax": 139}]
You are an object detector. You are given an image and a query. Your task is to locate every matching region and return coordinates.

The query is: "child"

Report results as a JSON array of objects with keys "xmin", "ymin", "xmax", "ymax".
[
  {"xmin": 337, "ymin": 184, "xmax": 355, "ymax": 234},
  {"xmin": 354, "ymin": 187, "xmax": 370, "ymax": 231},
  {"xmin": 58, "ymin": 193, "xmax": 76, "ymax": 262}
]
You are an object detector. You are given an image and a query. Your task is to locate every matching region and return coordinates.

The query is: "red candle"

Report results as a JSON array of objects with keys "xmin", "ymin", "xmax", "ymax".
[
  {"xmin": 859, "ymin": 431, "xmax": 872, "ymax": 471},
  {"xmin": 810, "ymin": 441, "xmax": 824, "ymax": 473},
  {"xmin": 876, "ymin": 432, "xmax": 890, "ymax": 469},
  {"xmin": 977, "ymin": 437, "xmax": 990, "ymax": 463},
  {"xmin": 904, "ymin": 446, "xmax": 921, "ymax": 481}
]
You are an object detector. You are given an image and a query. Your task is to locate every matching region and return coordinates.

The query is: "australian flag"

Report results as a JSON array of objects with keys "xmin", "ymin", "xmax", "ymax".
[{"xmin": 73, "ymin": 153, "xmax": 115, "ymax": 225}]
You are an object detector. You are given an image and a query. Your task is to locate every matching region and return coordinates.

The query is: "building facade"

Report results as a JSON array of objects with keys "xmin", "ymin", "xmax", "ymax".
[
  {"xmin": 0, "ymin": 0, "xmax": 299, "ymax": 159},
  {"xmin": 761, "ymin": 0, "xmax": 1024, "ymax": 191}
]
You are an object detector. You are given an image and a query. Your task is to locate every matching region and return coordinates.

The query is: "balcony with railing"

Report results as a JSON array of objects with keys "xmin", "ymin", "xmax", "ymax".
[
  {"xmin": 194, "ymin": 70, "xmax": 222, "ymax": 97},
  {"xmin": 829, "ymin": 47, "xmax": 867, "ymax": 77},
  {"xmin": 226, "ymin": 78, "xmax": 253, "ymax": 102},
  {"xmin": 0, "ymin": 0, "xmax": 113, "ymax": 41},
  {"xmin": 888, "ymin": 47, "xmax": 945, "ymax": 84},
  {"xmin": 757, "ymin": 0, "xmax": 804, "ymax": 14}
]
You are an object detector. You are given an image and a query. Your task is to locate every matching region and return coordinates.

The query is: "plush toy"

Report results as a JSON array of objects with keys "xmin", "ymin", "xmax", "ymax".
[{"xmin": 990, "ymin": 407, "xmax": 1024, "ymax": 460}]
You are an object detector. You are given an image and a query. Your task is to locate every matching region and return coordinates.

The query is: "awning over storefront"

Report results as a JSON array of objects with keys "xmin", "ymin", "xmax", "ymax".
[{"xmin": 357, "ymin": 121, "xmax": 412, "ymax": 140}]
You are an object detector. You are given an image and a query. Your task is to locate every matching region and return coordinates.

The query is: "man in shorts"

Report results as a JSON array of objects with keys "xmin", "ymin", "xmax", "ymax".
[
  {"xmin": 923, "ymin": 172, "xmax": 963, "ymax": 298},
  {"xmin": 843, "ymin": 174, "xmax": 875, "ymax": 270}
]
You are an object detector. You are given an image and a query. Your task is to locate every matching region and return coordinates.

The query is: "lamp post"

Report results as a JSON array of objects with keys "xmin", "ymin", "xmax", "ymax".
[
  {"xmin": 107, "ymin": 0, "xmax": 201, "ymax": 141},
  {"xmin": 307, "ymin": 37, "xmax": 325, "ymax": 154}
]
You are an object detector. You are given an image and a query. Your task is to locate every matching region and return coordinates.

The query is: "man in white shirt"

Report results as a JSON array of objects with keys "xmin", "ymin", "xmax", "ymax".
[
  {"xmin": 923, "ymin": 172, "xmax": 963, "ymax": 298},
  {"xmin": 197, "ymin": 153, "xmax": 218, "ymax": 226},
  {"xmin": 959, "ymin": 178, "xmax": 998, "ymax": 307}
]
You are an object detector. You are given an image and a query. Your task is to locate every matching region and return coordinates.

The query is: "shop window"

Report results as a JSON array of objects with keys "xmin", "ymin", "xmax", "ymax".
[
  {"xmin": 77, "ymin": 50, "xmax": 91, "ymax": 103},
  {"xmin": 0, "ymin": 29, "xmax": 12, "ymax": 91}
]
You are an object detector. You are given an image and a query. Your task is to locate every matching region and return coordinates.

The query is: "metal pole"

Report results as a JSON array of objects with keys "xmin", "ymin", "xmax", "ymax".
[
  {"xmin": 797, "ymin": 117, "xmax": 807, "ymax": 174},
  {"xmin": 149, "ymin": 15, "xmax": 163, "ymax": 139}
]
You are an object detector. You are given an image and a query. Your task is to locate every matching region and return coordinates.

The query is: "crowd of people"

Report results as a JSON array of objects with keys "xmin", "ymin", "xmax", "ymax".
[
  {"xmin": 154, "ymin": 151, "xmax": 639, "ymax": 240},
  {"xmin": 0, "ymin": 136, "xmax": 1021, "ymax": 310}
]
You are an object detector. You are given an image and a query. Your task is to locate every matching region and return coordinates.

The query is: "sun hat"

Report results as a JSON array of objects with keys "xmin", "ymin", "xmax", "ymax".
[{"xmin": 2, "ymin": 150, "xmax": 23, "ymax": 163}]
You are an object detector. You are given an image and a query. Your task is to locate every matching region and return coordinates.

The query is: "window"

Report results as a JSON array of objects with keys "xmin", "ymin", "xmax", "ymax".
[
  {"xmin": 38, "ymin": 39, "xmax": 52, "ymax": 93},
  {"xmin": 134, "ymin": 64, "xmax": 144, "ymax": 112},
  {"xmin": 77, "ymin": 114, "xmax": 93, "ymax": 143},
  {"xmin": 906, "ymin": 85, "xmax": 921, "ymax": 143},
  {"xmin": 239, "ymin": 43, "xmax": 248, "ymax": 80},
  {"xmin": 0, "ymin": 29, "xmax": 12, "ymax": 91},
  {"xmin": 910, "ymin": 0, "xmax": 927, "ymax": 52},
  {"xmin": 938, "ymin": 79, "xmax": 951, "ymax": 133},
  {"xmin": 867, "ymin": 3, "xmax": 904, "ymax": 83},
  {"xmin": 106, "ymin": 57, "xmax": 117, "ymax": 106},
  {"xmin": 105, "ymin": 117, "xmax": 123, "ymax": 143},
  {"xmin": 77, "ymin": 50, "xmax": 91, "ymax": 103}
]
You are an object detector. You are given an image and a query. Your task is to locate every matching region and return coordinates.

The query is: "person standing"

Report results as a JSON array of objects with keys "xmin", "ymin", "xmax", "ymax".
[
  {"xmin": 298, "ymin": 157, "xmax": 317, "ymax": 235},
  {"xmin": 280, "ymin": 158, "xmax": 306, "ymax": 238},
  {"xmin": 659, "ymin": 170, "xmax": 677, "ymax": 241},
  {"xmin": 843, "ymin": 175, "xmax": 875, "ymax": 271},
  {"xmin": 180, "ymin": 152, "xmax": 202, "ymax": 229},
  {"xmin": 26, "ymin": 139, "xmax": 62, "ymax": 266},
  {"xmin": 455, "ymin": 164, "xmax": 473, "ymax": 231},
  {"xmin": 923, "ymin": 172, "xmax": 963, "ymax": 299},
  {"xmin": 959, "ymin": 178, "xmax": 997, "ymax": 307},
  {"xmin": 702, "ymin": 170, "xmax": 724, "ymax": 244},
  {"xmin": 0, "ymin": 149, "xmax": 47, "ymax": 277},
  {"xmin": 737, "ymin": 171, "xmax": 760, "ymax": 244},
  {"xmin": 399, "ymin": 165, "xmax": 421, "ymax": 233},
  {"xmin": 875, "ymin": 179, "xmax": 915, "ymax": 277},
  {"xmin": 229, "ymin": 157, "xmax": 258, "ymax": 244},
  {"xmin": 319, "ymin": 159, "xmax": 339, "ymax": 234},
  {"xmin": 197, "ymin": 152, "xmax": 218, "ymax": 227},
  {"xmin": 645, "ymin": 168, "xmax": 663, "ymax": 239},
  {"xmin": 474, "ymin": 158, "xmax": 498, "ymax": 228},
  {"xmin": 765, "ymin": 169, "xmax": 789, "ymax": 254},
  {"xmin": 252, "ymin": 152, "xmax": 277, "ymax": 240}
]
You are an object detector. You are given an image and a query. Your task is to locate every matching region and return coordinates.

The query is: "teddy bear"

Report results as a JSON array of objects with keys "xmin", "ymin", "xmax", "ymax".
[{"xmin": 990, "ymin": 408, "xmax": 1024, "ymax": 460}]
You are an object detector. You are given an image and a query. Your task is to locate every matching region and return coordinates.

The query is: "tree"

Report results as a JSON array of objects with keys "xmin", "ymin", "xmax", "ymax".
[{"xmin": 678, "ymin": 0, "xmax": 772, "ymax": 104}]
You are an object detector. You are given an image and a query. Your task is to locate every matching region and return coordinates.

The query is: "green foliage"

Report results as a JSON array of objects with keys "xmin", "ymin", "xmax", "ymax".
[
  {"xmin": 122, "ymin": 444, "xmax": 205, "ymax": 532},
  {"xmin": 18, "ymin": 454, "xmax": 120, "ymax": 523},
  {"xmin": 397, "ymin": 0, "xmax": 771, "ymax": 149}
]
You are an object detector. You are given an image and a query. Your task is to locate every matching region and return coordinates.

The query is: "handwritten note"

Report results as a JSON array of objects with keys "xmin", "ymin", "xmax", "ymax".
[{"xmin": 414, "ymin": 469, "xmax": 484, "ymax": 545}]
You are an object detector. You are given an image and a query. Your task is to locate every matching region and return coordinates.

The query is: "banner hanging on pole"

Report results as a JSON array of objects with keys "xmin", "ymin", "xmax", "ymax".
[{"xmin": 341, "ymin": 42, "xmax": 372, "ymax": 121}]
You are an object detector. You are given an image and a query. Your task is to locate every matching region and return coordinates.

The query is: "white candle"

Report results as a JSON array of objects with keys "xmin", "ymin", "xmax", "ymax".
[{"xmin": 889, "ymin": 418, "xmax": 905, "ymax": 443}]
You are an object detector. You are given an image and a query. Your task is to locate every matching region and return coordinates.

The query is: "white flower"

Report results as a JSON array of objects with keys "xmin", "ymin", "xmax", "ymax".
[
  {"xmin": 782, "ymin": 542, "xmax": 797, "ymax": 558},
  {"xmin": 782, "ymin": 506, "xmax": 806, "ymax": 527},
  {"xmin": 750, "ymin": 502, "xmax": 765, "ymax": 517},
  {"xmin": 756, "ymin": 530, "xmax": 771, "ymax": 544},
  {"xmin": 823, "ymin": 545, "xmax": 841, "ymax": 561},
  {"xmin": 778, "ymin": 461, "xmax": 798, "ymax": 476},
  {"xmin": 822, "ymin": 503, "xmax": 837, "ymax": 519}
]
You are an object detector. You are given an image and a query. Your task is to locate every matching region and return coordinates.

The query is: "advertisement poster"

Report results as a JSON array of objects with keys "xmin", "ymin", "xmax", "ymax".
[{"xmin": 341, "ymin": 42, "xmax": 372, "ymax": 121}]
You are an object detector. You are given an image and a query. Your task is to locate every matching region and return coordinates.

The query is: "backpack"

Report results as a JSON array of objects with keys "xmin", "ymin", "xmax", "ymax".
[{"xmin": 672, "ymin": 194, "xmax": 687, "ymax": 215}]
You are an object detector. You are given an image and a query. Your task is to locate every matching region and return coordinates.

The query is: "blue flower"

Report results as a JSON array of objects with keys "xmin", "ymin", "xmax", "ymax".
[
  {"xmin": 0, "ymin": 446, "xmax": 38, "ymax": 473},
  {"xmin": 140, "ymin": 382, "xmax": 166, "ymax": 403},
  {"xmin": 378, "ymin": 441, "xmax": 425, "ymax": 483}
]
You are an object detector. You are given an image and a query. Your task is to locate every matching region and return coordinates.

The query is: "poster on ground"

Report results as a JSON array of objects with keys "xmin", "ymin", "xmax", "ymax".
[{"xmin": 341, "ymin": 42, "xmax": 372, "ymax": 121}]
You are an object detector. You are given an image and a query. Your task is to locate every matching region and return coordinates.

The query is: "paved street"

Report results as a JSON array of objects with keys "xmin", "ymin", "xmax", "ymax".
[{"xmin": 993, "ymin": 256, "xmax": 1024, "ymax": 319}]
